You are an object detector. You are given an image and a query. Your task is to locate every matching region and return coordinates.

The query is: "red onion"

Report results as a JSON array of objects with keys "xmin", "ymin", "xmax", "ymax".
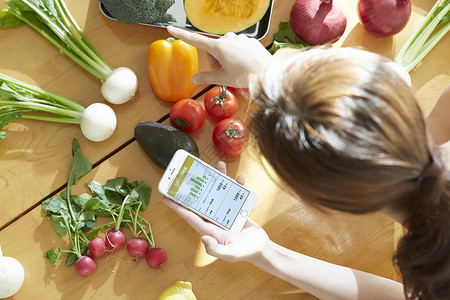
[
  {"xmin": 357, "ymin": 0, "xmax": 411, "ymax": 37},
  {"xmin": 290, "ymin": 0, "xmax": 347, "ymax": 45}
]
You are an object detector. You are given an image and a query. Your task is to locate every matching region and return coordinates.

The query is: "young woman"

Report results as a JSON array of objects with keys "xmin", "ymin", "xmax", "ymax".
[{"xmin": 163, "ymin": 26, "xmax": 450, "ymax": 300}]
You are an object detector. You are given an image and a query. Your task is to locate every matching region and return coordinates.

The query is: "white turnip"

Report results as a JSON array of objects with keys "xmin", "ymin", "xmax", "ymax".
[
  {"xmin": 0, "ymin": 73, "xmax": 117, "ymax": 142},
  {"xmin": 127, "ymin": 238, "xmax": 149, "ymax": 258},
  {"xmin": 88, "ymin": 237, "xmax": 106, "ymax": 258},
  {"xmin": 146, "ymin": 247, "xmax": 167, "ymax": 268},
  {"xmin": 5, "ymin": 0, "xmax": 138, "ymax": 105},
  {"xmin": 80, "ymin": 103, "xmax": 117, "ymax": 142},
  {"xmin": 106, "ymin": 230, "xmax": 126, "ymax": 250},
  {"xmin": 101, "ymin": 67, "xmax": 138, "ymax": 105},
  {"xmin": 0, "ymin": 246, "xmax": 25, "ymax": 298},
  {"xmin": 74, "ymin": 255, "xmax": 97, "ymax": 277}
]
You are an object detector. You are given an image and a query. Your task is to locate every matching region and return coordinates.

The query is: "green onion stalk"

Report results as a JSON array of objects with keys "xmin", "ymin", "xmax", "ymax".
[{"xmin": 395, "ymin": 0, "xmax": 450, "ymax": 72}]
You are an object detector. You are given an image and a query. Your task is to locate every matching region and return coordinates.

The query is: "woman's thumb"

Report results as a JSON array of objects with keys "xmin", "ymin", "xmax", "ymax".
[{"xmin": 201, "ymin": 235, "xmax": 219, "ymax": 256}]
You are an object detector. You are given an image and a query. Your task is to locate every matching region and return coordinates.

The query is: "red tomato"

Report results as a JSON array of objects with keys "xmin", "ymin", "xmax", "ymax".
[
  {"xmin": 169, "ymin": 99, "xmax": 205, "ymax": 133},
  {"xmin": 212, "ymin": 118, "xmax": 249, "ymax": 157},
  {"xmin": 204, "ymin": 86, "xmax": 239, "ymax": 120}
]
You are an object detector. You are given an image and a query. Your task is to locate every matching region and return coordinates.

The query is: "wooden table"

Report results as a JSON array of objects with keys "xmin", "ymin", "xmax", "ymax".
[{"xmin": 0, "ymin": 0, "xmax": 448, "ymax": 299}]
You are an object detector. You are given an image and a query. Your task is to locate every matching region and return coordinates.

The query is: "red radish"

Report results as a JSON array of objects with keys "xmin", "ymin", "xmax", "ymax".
[
  {"xmin": 106, "ymin": 230, "xmax": 126, "ymax": 250},
  {"xmin": 146, "ymin": 248, "xmax": 167, "ymax": 268},
  {"xmin": 290, "ymin": 0, "xmax": 347, "ymax": 45},
  {"xmin": 127, "ymin": 238, "xmax": 149, "ymax": 258},
  {"xmin": 74, "ymin": 255, "xmax": 96, "ymax": 277},
  {"xmin": 89, "ymin": 237, "xmax": 106, "ymax": 258},
  {"xmin": 357, "ymin": 0, "xmax": 411, "ymax": 37}
]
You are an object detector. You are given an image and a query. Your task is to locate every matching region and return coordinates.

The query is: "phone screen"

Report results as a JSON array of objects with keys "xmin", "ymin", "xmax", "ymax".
[{"xmin": 168, "ymin": 156, "xmax": 250, "ymax": 229}]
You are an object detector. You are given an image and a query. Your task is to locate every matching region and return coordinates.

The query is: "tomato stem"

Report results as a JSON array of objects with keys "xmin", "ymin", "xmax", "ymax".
[
  {"xmin": 171, "ymin": 118, "xmax": 193, "ymax": 130},
  {"xmin": 224, "ymin": 122, "xmax": 244, "ymax": 139},
  {"xmin": 208, "ymin": 86, "xmax": 228, "ymax": 115}
]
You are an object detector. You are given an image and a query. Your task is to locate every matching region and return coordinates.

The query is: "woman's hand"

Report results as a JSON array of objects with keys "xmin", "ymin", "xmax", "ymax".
[
  {"xmin": 167, "ymin": 26, "xmax": 272, "ymax": 88},
  {"xmin": 162, "ymin": 161, "xmax": 270, "ymax": 263}
]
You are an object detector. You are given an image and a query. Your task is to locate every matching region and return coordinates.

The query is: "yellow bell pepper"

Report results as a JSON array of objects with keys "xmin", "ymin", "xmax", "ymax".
[
  {"xmin": 158, "ymin": 281, "xmax": 197, "ymax": 300},
  {"xmin": 147, "ymin": 38, "xmax": 198, "ymax": 102}
]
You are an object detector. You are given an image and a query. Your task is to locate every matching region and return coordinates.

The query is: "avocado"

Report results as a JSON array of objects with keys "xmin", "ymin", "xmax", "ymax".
[{"xmin": 134, "ymin": 121, "xmax": 199, "ymax": 170}]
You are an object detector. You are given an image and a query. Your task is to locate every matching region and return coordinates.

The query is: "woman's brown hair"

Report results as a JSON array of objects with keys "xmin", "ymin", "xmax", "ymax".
[{"xmin": 250, "ymin": 48, "xmax": 450, "ymax": 299}]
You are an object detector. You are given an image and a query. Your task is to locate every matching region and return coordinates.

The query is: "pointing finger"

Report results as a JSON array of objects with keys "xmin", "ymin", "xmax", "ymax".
[{"xmin": 167, "ymin": 25, "xmax": 216, "ymax": 52}]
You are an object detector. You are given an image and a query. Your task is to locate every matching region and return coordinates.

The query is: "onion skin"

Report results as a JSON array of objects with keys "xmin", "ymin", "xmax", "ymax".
[
  {"xmin": 290, "ymin": 0, "xmax": 347, "ymax": 45},
  {"xmin": 357, "ymin": 0, "xmax": 411, "ymax": 37}
]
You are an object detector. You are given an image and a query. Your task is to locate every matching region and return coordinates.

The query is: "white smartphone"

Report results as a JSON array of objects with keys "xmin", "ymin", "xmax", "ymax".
[{"xmin": 158, "ymin": 149, "xmax": 258, "ymax": 232}]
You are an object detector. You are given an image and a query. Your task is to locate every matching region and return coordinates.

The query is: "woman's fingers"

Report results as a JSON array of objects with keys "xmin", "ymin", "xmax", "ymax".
[
  {"xmin": 167, "ymin": 26, "xmax": 215, "ymax": 52},
  {"xmin": 216, "ymin": 161, "xmax": 227, "ymax": 174},
  {"xmin": 162, "ymin": 197, "xmax": 196, "ymax": 221},
  {"xmin": 206, "ymin": 53, "xmax": 221, "ymax": 71},
  {"xmin": 236, "ymin": 175, "xmax": 245, "ymax": 185},
  {"xmin": 162, "ymin": 197, "xmax": 222, "ymax": 236}
]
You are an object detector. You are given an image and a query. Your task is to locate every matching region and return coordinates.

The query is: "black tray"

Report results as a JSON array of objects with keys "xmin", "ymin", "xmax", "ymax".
[{"xmin": 99, "ymin": 0, "xmax": 274, "ymax": 40}]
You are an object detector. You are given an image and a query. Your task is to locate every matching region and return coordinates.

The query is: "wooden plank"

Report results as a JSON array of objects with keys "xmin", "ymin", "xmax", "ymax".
[
  {"xmin": 1, "ymin": 0, "xmax": 448, "ymax": 228},
  {"xmin": 1, "ymin": 0, "xmax": 448, "ymax": 297},
  {"xmin": 0, "ymin": 0, "xmax": 215, "ymax": 227},
  {"xmin": 0, "ymin": 134, "xmax": 398, "ymax": 299}
]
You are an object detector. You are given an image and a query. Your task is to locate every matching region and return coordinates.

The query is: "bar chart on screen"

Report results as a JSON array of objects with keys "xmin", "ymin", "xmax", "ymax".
[
  {"xmin": 173, "ymin": 159, "xmax": 216, "ymax": 207},
  {"xmin": 188, "ymin": 175, "xmax": 207, "ymax": 198},
  {"xmin": 170, "ymin": 157, "xmax": 250, "ymax": 228}
]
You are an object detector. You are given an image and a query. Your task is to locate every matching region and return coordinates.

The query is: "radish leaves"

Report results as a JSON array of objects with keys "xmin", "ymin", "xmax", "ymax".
[{"xmin": 42, "ymin": 139, "xmax": 154, "ymax": 267}]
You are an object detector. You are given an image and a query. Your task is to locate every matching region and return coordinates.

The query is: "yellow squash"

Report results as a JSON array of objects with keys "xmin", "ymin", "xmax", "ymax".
[
  {"xmin": 157, "ymin": 281, "xmax": 197, "ymax": 300},
  {"xmin": 184, "ymin": 0, "xmax": 271, "ymax": 34},
  {"xmin": 147, "ymin": 38, "xmax": 198, "ymax": 102}
]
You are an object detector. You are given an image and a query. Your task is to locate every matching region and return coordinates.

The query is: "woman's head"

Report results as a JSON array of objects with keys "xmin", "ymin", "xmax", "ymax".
[
  {"xmin": 250, "ymin": 47, "xmax": 449, "ymax": 298},
  {"xmin": 251, "ymin": 47, "xmax": 435, "ymax": 213}
]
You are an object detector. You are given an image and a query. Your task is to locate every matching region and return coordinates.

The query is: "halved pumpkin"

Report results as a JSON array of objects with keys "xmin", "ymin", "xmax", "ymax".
[{"xmin": 184, "ymin": 0, "xmax": 271, "ymax": 35}]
